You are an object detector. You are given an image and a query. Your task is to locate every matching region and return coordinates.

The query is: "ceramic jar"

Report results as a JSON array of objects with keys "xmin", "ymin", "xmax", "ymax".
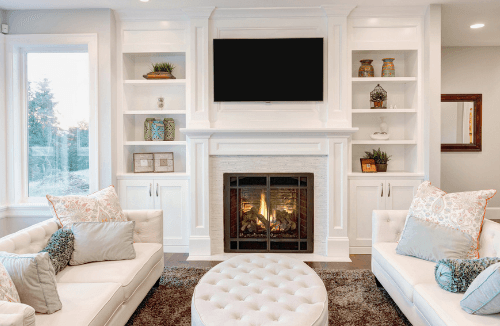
[
  {"xmin": 381, "ymin": 58, "xmax": 395, "ymax": 77},
  {"xmin": 358, "ymin": 59, "xmax": 374, "ymax": 77},
  {"xmin": 151, "ymin": 120, "xmax": 165, "ymax": 141},
  {"xmin": 144, "ymin": 118, "xmax": 155, "ymax": 141},
  {"xmin": 163, "ymin": 118, "xmax": 175, "ymax": 141}
]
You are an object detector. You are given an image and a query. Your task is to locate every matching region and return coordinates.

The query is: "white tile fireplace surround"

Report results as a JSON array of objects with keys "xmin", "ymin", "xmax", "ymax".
[{"xmin": 182, "ymin": 129, "xmax": 357, "ymax": 262}]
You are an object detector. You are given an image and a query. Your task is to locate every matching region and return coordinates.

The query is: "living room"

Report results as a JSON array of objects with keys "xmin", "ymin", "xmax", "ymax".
[{"xmin": 0, "ymin": 0, "xmax": 499, "ymax": 325}]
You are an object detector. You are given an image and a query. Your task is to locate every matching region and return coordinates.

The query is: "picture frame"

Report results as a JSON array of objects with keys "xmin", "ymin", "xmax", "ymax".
[
  {"xmin": 360, "ymin": 158, "xmax": 377, "ymax": 173},
  {"xmin": 134, "ymin": 153, "xmax": 154, "ymax": 173},
  {"xmin": 154, "ymin": 152, "xmax": 174, "ymax": 172}
]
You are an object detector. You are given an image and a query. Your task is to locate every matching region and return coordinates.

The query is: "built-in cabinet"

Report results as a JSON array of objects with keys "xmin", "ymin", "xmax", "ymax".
[
  {"xmin": 349, "ymin": 179, "xmax": 420, "ymax": 253},
  {"xmin": 119, "ymin": 179, "xmax": 189, "ymax": 253}
]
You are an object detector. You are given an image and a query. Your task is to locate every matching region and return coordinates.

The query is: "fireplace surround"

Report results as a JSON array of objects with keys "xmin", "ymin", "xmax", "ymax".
[{"xmin": 223, "ymin": 173, "xmax": 314, "ymax": 253}]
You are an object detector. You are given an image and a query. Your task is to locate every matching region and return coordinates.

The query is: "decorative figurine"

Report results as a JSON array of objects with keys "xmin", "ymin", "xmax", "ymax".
[{"xmin": 370, "ymin": 84, "xmax": 387, "ymax": 109}]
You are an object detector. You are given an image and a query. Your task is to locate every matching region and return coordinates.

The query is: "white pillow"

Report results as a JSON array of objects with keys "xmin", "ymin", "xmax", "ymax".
[{"xmin": 0, "ymin": 261, "xmax": 20, "ymax": 303}]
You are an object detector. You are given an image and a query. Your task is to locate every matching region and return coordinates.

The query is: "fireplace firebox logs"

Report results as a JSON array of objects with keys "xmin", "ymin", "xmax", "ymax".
[
  {"xmin": 241, "ymin": 207, "xmax": 267, "ymax": 233},
  {"xmin": 274, "ymin": 210, "xmax": 297, "ymax": 232}
]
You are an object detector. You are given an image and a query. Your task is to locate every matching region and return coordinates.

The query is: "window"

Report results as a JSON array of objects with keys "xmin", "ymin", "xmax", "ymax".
[{"xmin": 26, "ymin": 52, "xmax": 91, "ymax": 197}]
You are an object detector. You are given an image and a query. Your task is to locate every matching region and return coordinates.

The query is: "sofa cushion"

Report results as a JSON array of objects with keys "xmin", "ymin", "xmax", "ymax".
[
  {"xmin": 56, "ymin": 243, "xmax": 162, "ymax": 301},
  {"xmin": 35, "ymin": 283, "xmax": 123, "ymax": 326},
  {"xmin": 372, "ymin": 242, "xmax": 435, "ymax": 302},
  {"xmin": 413, "ymin": 283, "xmax": 500, "ymax": 326},
  {"xmin": 0, "ymin": 301, "xmax": 35, "ymax": 326}
]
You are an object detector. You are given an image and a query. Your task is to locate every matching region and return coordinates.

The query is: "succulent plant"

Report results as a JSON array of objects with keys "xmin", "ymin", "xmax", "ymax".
[
  {"xmin": 150, "ymin": 62, "xmax": 175, "ymax": 73},
  {"xmin": 363, "ymin": 148, "xmax": 392, "ymax": 164}
]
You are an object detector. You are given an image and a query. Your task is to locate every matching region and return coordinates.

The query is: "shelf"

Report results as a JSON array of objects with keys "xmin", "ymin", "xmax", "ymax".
[
  {"xmin": 117, "ymin": 172, "xmax": 190, "ymax": 180},
  {"xmin": 348, "ymin": 172, "xmax": 425, "ymax": 178},
  {"xmin": 124, "ymin": 110, "xmax": 186, "ymax": 115},
  {"xmin": 124, "ymin": 141, "xmax": 187, "ymax": 146},
  {"xmin": 352, "ymin": 77, "xmax": 417, "ymax": 83},
  {"xmin": 124, "ymin": 80, "xmax": 186, "ymax": 86},
  {"xmin": 352, "ymin": 140, "xmax": 417, "ymax": 145},
  {"xmin": 122, "ymin": 45, "xmax": 186, "ymax": 54},
  {"xmin": 352, "ymin": 109, "xmax": 416, "ymax": 113}
]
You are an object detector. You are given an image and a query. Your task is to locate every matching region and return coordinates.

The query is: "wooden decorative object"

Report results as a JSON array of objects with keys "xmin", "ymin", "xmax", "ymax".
[
  {"xmin": 441, "ymin": 94, "xmax": 482, "ymax": 152},
  {"xmin": 360, "ymin": 158, "xmax": 377, "ymax": 173},
  {"xmin": 154, "ymin": 152, "xmax": 174, "ymax": 172},
  {"xmin": 142, "ymin": 72, "xmax": 176, "ymax": 79},
  {"xmin": 134, "ymin": 153, "xmax": 154, "ymax": 173}
]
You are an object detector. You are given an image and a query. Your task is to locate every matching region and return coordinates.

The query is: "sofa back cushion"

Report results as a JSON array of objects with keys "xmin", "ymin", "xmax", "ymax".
[
  {"xmin": 0, "ymin": 219, "xmax": 59, "ymax": 255},
  {"xmin": 479, "ymin": 219, "xmax": 500, "ymax": 258}
]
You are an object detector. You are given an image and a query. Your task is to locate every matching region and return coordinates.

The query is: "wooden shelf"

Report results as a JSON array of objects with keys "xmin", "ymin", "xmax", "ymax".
[
  {"xmin": 123, "ymin": 110, "xmax": 186, "ymax": 115},
  {"xmin": 348, "ymin": 172, "xmax": 425, "ymax": 178},
  {"xmin": 352, "ymin": 109, "xmax": 416, "ymax": 113},
  {"xmin": 124, "ymin": 79, "xmax": 186, "ymax": 86},
  {"xmin": 124, "ymin": 141, "xmax": 187, "ymax": 146},
  {"xmin": 352, "ymin": 77, "xmax": 417, "ymax": 83},
  {"xmin": 351, "ymin": 140, "xmax": 417, "ymax": 145}
]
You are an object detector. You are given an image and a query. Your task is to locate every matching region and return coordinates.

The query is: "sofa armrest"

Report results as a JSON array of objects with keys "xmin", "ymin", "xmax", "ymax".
[
  {"xmin": 0, "ymin": 302, "xmax": 35, "ymax": 326},
  {"xmin": 372, "ymin": 210, "xmax": 408, "ymax": 245},
  {"xmin": 124, "ymin": 210, "xmax": 163, "ymax": 245}
]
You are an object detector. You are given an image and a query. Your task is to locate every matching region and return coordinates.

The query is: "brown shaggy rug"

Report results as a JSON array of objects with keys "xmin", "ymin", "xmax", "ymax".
[{"xmin": 126, "ymin": 266, "xmax": 411, "ymax": 326}]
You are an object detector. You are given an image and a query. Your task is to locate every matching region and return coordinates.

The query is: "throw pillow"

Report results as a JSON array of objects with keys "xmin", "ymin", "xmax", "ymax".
[
  {"xmin": 435, "ymin": 257, "xmax": 500, "ymax": 293},
  {"xmin": 39, "ymin": 229, "xmax": 75, "ymax": 274},
  {"xmin": 461, "ymin": 262, "xmax": 500, "ymax": 314},
  {"xmin": 70, "ymin": 221, "xmax": 136, "ymax": 266},
  {"xmin": 396, "ymin": 216, "xmax": 473, "ymax": 262},
  {"xmin": 405, "ymin": 181, "xmax": 496, "ymax": 258},
  {"xmin": 47, "ymin": 185, "xmax": 126, "ymax": 228},
  {"xmin": 0, "ymin": 261, "xmax": 20, "ymax": 303},
  {"xmin": 0, "ymin": 252, "xmax": 62, "ymax": 314}
]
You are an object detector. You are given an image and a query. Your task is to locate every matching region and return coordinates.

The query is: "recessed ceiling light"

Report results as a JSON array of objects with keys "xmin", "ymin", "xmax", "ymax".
[{"xmin": 470, "ymin": 24, "xmax": 485, "ymax": 29}]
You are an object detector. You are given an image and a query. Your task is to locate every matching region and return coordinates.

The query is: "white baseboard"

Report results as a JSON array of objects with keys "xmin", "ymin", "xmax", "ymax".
[
  {"xmin": 327, "ymin": 237, "xmax": 351, "ymax": 261},
  {"xmin": 350, "ymin": 246, "xmax": 372, "ymax": 254},
  {"xmin": 189, "ymin": 236, "xmax": 211, "ymax": 256},
  {"xmin": 163, "ymin": 245, "xmax": 189, "ymax": 253},
  {"xmin": 187, "ymin": 253, "xmax": 353, "ymax": 262},
  {"xmin": 486, "ymin": 207, "xmax": 500, "ymax": 220}
]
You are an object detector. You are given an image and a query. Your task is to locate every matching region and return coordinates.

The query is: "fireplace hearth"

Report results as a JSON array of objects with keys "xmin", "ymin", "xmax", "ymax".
[{"xmin": 223, "ymin": 173, "xmax": 314, "ymax": 253}]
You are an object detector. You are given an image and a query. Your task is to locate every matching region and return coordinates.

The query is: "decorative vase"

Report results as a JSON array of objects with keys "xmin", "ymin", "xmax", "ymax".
[
  {"xmin": 163, "ymin": 118, "xmax": 175, "ymax": 141},
  {"xmin": 358, "ymin": 59, "xmax": 374, "ymax": 77},
  {"xmin": 142, "ymin": 72, "xmax": 176, "ymax": 80},
  {"xmin": 381, "ymin": 58, "xmax": 395, "ymax": 77},
  {"xmin": 144, "ymin": 118, "xmax": 155, "ymax": 141},
  {"xmin": 151, "ymin": 120, "xmax": 165, "ymax": 141},
  {"xmin": 376, "ymin": 164, "xmax": 388, "ymax": 172}
]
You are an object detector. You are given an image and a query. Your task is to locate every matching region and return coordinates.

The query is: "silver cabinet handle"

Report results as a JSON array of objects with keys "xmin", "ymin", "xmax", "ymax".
[
  {"xmin": 380, "ymin": 183, "xmax": 383, "ymax": 197},
  {"xmin": 149, "ymin": 183, "xmax": 152, "ymax": 197},
  {"xmin": 156, "ymin": 183, "xmax": 159, "ymax": 197},
  {"xmin": 388, "ymin": 183, "xmax": 391, "ymax": 197}
]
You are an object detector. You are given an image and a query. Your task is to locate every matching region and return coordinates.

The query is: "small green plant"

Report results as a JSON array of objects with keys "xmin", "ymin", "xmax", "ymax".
[
  {"xmin": 363, "ymin": 148, "xmax": 392, "ymax": 164},
  {"xmin": 150, "ymin": 62, "xmax": 175, "ymax": 73}
]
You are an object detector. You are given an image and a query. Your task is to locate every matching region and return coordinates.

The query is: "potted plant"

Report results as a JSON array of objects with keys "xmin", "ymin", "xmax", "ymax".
[
  {"xmin": 363, "ymin": 148, "xmax": 391, "ymax": 172},
  {"xmin": 143, "ymin": 62, "xmax": 176, "ymax": 80}
]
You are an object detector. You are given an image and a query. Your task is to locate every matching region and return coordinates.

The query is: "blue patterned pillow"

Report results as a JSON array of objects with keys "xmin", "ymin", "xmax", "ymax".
[
  {"xmin": 435, "ymin": 257, "xmax": 500, "ymax": 293},
  {"xmin": 40, "ymin": 229, "xmax": 75, "ymax": 274}
]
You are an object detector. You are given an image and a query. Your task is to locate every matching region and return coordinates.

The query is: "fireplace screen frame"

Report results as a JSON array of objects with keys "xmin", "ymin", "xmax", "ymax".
[{"xmin": 223, "ymin": 173, "xmax": 314, "ymax": 253}]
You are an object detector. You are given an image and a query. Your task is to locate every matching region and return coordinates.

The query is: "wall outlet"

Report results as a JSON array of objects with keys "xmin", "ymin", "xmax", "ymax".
[{"xmin": 1, "ymin": 24, "xmax": 8, "ymax": 34}]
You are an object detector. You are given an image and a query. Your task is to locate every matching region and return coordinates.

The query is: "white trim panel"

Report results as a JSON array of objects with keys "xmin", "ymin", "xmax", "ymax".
[{"xmin": 210, "ymin": 138, "xmax": 328, "ymax": 156}]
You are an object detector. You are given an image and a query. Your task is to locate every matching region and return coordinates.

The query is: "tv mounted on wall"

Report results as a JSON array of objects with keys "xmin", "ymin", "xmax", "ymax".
[{"xmin": 213, "ymin": 38, "xmax": 324, "ymax": 102}]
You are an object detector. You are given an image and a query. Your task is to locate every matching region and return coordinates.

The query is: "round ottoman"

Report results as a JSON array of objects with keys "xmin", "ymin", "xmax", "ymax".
[{"xmin": 191, "ymin": 253, "xmax": 328, "ymax": 326}]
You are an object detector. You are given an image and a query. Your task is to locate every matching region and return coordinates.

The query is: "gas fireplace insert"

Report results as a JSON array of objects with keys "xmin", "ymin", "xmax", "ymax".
[{"xmin": 223, "ymin": 173, "xmax": 314, "ymax": 253}]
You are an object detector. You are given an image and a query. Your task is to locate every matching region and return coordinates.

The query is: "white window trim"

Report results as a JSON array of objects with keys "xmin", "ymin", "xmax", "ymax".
[{"xmin": 6, "ymin": 34, "xmax": 99, "ymax": 204}]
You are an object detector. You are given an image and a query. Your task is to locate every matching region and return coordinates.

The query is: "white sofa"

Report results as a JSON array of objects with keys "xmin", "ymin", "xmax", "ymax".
[
  {"xmin": 372, "ymin": 210, "xmax": 500, "ymax": 326},
  {"xmin": 0, "ymin": 210, "xmax": 165, "ymax": 326}
]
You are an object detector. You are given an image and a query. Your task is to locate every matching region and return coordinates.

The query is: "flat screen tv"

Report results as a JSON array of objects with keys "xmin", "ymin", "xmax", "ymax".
[{"xmin": 213, "ymin": 38, "xmax": 323, "ymax": 102}]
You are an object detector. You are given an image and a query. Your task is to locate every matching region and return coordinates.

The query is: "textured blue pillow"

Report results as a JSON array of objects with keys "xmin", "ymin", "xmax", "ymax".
[
  {"xmin": 396, "ymin": 216, "xmax": 473, "ymax": 262},
  {"xmin": 40, "ymin": 229, "xmax": 74, "ymax": 274},
  {"xmin": 461, "ymin": 262, "xmax": 500, "ymax": 315},
  {"xmin": 435, "ymin": 257, "xmax": 500, "ymax": 293}
]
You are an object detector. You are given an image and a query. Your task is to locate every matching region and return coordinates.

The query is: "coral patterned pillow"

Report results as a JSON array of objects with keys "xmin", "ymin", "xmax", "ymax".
[
  {"xmin": 47, "ymin": 186, "xmax": 126, "ymax": 228},
  {"xmin": 0, "ymin": 261, "xmax": 20, "ymax": 303},
  {"xmin": 406, "ymin": 181, "xmax": 496, "ymax": 258}
]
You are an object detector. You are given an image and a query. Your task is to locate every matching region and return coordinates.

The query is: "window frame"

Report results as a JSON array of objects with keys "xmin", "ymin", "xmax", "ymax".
[{"xmin": 6, "ymin": 34, "xmax": 99, "ymax": 204}]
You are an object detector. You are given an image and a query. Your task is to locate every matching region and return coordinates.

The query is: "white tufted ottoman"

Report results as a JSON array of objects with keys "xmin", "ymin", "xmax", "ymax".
[{"xmin": 191, "ymin": 253, "xmax": 328, "ymax": 326}]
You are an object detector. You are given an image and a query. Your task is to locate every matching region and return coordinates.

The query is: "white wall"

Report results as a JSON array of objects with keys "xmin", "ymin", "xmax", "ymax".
[{"xmin": 441, "ymin": 46, "xmax": 500, "ymax": 211}]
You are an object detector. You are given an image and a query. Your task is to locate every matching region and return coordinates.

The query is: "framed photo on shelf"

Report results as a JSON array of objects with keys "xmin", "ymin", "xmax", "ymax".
[
  {"xmin": 154, "ymin": 152, "xmax": 174, "ymax": 172},
  {"xmin": 134, "ymin": 153, "xmax": 154, "ymax": 173},
  {"xmin": 360, "ymin": 158, "xmax": 377, "ymax": 173}
]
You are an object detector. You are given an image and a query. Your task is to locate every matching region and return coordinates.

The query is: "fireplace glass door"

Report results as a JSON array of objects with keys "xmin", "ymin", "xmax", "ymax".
[{"xmin": 224, "ymin": 173, "xmax": 313, "ymax": 253}]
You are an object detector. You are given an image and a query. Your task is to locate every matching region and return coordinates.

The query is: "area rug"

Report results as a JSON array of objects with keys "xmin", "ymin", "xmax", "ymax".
[{"xmin": 126, "ymin": 266, "xmax": 411, "ymax": 326}]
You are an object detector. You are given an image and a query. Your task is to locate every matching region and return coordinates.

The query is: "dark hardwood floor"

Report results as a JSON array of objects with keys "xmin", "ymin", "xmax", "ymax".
[{"xmin": 164, "ymin": 253, "xmax": 372, "ymax": 270}]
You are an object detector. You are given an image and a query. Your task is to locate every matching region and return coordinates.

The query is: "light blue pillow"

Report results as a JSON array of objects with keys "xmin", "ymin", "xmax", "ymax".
[
  {"xmin": 461, "ymin": 262, "xmax": 500, "ymax": 315},
  {"xmin": 396, "ymin": 216, "xmax": 473, "ymax": 262}
]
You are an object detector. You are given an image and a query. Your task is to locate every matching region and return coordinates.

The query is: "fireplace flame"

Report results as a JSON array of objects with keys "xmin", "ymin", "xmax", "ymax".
[{"xmin": 259, "ymin": 191, "xmax": 268, "ymax": 218}]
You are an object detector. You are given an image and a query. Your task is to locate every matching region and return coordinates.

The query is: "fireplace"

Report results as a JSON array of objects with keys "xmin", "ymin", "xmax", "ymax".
[{"xmin": 223, "ymin": 173, "xmax": 314, "ymax": 253}]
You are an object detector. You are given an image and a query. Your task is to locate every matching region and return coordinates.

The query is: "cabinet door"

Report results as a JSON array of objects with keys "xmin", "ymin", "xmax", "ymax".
[
  {"xmin": 154, "ymin": 180, "xmax": 189, "ymax": 252},
  {"xmin": 118, "ymin": 180, "xmax": 154, "ymax": 210},
  {"xmin": 385, "ymin": 180, "xmax": 422, "ymax": 210},
  {"xmin": 349, "ymin": 180, "xmax": 386, "ymax": 248}
]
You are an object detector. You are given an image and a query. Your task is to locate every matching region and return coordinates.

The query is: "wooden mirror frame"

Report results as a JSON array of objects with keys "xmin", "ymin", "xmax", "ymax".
[{"xmin": 441, "ymin": 94, "xmax": 482, "ymax": 152}]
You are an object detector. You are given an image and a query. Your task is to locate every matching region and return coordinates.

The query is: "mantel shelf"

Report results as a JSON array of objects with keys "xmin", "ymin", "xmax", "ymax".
[
  {"xmin": 180, "ymin": 128, "xmax": 359, "ymax": 137},
  {"xmin": 124, "ymin": 79, "xmax": 186, "ymax": 86},
  {"xmin": 351, "ymin": 140, "xmax": 417, "ymax": 145},
  {"xmin": 351, "ymin": 77, "xmax": 417, "ymax": 83},
  {"xmin": 352, "ymin": 109, "xmax": 416, "ymax": 113},
  {"xmin": 124, "ymin": 110, "xmax": 186, "ymax": 115},
  {"xmin": 124, "ymin": 141, "xmax": 187, "ymax": 146}
]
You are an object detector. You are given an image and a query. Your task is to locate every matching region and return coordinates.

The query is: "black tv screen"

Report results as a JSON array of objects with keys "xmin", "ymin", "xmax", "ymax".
[{"xmin": 213, "ymin": 38, "xmax": 323, "ymax": 102}]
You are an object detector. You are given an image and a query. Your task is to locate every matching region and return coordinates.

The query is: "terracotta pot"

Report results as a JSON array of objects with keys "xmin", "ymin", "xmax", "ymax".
[
  {"xmin": 142, "ymin": 72, "xmax": 176, "ymax": 79},
  {"xmin": 376, "ymin": 164, "xmax": 387, "ymax": 172}
]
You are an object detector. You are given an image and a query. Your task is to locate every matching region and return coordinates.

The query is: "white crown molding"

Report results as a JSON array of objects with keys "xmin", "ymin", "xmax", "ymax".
[
  {"xmin": 115, "ymin": 9, "xmax": 188, "ymax": 21},
  {"xmin": 321, "ymin": 5, "xmax": 356, "ymax": 17},
  {"xmin": 183, "ymin": 7, "xmax": 216, "ymax": 19},
  {"xmin": 349, "ymin": 6, "xmax": 428, "ymax": 18},
  {"xmin": 211, "ymin": 7, "xmax": 326, "ymax": 19}
]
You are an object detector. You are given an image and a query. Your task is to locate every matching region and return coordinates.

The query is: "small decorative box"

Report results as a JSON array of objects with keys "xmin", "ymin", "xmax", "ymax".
[
  {"xmin": 133, "ymin": 153, "xmax": 154, "ymax": 173},
  {"xmin": 163, "ymin": 118, "xmax": 175, "ymax": 141},
  {"xmin": 154, "ymin": 152, "xmax": 174, "ymax": 172},
  {"xmin": 151, "ymin": 120, "xmax": 165, "ymax": 141}
]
